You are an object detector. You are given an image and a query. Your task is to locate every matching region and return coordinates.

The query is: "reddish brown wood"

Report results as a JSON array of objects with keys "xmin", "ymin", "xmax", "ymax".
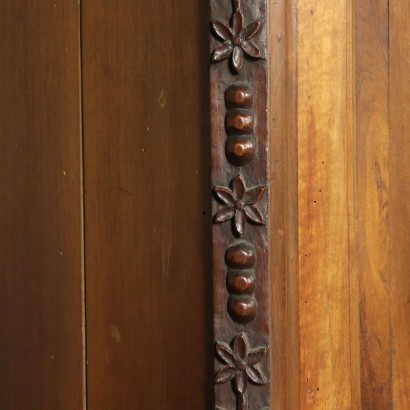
[
  {"xmin": 82, "ymin": 0, "xmax": 213, "ymax": 408},
  {"xmin": 355, "ymin": 0, "xmax": 392, "ymax": 407},
  {"xmin": 225, "ymin": 83, "xmax": 254, "ymax": 109},
  {"xmin": 210, "ymin": 0, "xmax": 271, "ymax": 408},
  {"xmin": 0, "ymin": 1, "xmax": 84, "ymax": 409}
]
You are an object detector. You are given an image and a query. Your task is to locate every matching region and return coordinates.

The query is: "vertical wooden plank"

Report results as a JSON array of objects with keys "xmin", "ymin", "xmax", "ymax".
[
  {"xmin": 0, "ymin": 1, "xmax": 84, "ymax": 409},
  {"xmin": 284, "ymin": 0, "xmax": 300, "ymax": 408},
  {"xmin": 268, "ymin": 0, "xmax": 292, "ymax": 408},
  {"xmin": 82, "ymin": 1, "xmax": 213, "ymax": 408},
  {"xmin": 389, "ymin": 1, "xmax": 410, "ymax": 407},
  {"xmin": 347, "ymin": 0, "xmax": 362, "ymax": 407},
  {"xmin": 297, "ymin": 1, "xmax": 352, "ymax": 408},
  {"xmin": 355, "ymin": 0, "xmax": 392, "ymax": 407},
  {"xmin": 267, "ymin": 0, "xmax": 300, "ymax": 408}
]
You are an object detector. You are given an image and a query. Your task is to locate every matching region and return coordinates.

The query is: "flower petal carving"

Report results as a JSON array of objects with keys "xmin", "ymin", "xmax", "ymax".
[
  {"xmin": 213, "ymin": 41, "xmax": 234, "ymax": 62},
  {"xmin": 245, "ymin": 186, "xmax": 266, "ymax": 204},
  {"xmin": 215, "ymin": 365, "xmax": 237, "ymax": 383},
  {"xmin": 231, "ymin": 174, "xmax": 245, "ymax": 200},
  {"xmin": 214, "ymin": 186, "xmax": 235, "ymax": 205},
  {"xmin": 235, "ymin": 209, "xmax": 246, "ymax": 236},
  {"xmin": 210, "ymin": 0, "xmax": 264, "ymax": 73},
  {"xmin": 211, "ymin": 21, "xmax": 233, "ymax": 41},
  {"xmin": 247, "ymin": 346, "xmax": 268, "ymax": 365},
  {"xmin": 214, "ymin": 333, "xmax": 268, "ymax": 405},
  {"xmin": 233, "ymin": 332, "xmax": 248, "ymax": 360},
  {"xmin": 235, "ymin": 371, "xmax": 247, "ymax": 394},
  {"xmin": 232, "ymin": 46, "xmax": 244, "ymax": 73},
  {"xmin": 244, "ymin": 205, "xmax": 264, "ymax": 225},
  {"xmin": 216, "ymin": 341, "xmax": 236, "ymax": 366},
  {"xmin": 232, "ymin": 10, "xmax": 244, "ymax": 35},
  {"xmin": 215, "ymin": 206, "xmax": 235, "ymax": 223},
  {"xmin": 213, "ymin": 175, "xmax": 266, "ymax": 236},
  {"xmin": 242, "ymin": 20, "xmax": 263, "ymax": 40},
  {"xmin": 246, "ymin": 365, "xmax": 267, "ymax": 385},
  {"xmin": 241, "ymin": 40, "xmax": 261, "ymax": 59}
]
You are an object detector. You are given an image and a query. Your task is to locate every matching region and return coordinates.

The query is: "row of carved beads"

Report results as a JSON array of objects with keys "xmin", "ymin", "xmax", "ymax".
[
  {"xmin": 225, "ymin": 83, "xmax": 255, "ymax": 166},
  {"xmin": 226, "ymin": 240, "xmax": 257, "ymax": 324}
]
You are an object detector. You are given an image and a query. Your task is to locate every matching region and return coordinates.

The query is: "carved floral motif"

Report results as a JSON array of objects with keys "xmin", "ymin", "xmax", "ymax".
[
  {"xmin": 215, "ymin": 332, "xmax": 268, "ymax": 410},
  {"xmin": 213, "ymin": 174, "xmax": 266, "ymax": 236},
  {"xmin": 211, "ymin": 0, "xmax": 264, "ymax": 73}
]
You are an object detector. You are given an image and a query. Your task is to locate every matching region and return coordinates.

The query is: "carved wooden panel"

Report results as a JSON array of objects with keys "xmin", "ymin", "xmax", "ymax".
[{"xmin": 210, "ymin": 0, "xmax": 270, "ymax": 408}]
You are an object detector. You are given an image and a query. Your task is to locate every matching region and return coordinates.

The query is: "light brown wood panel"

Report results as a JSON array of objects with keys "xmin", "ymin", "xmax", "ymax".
[
  {"xmin": 297, "ymin": 1, "xmax": 352, "ymax": 408},
  {"xmin": 267, "ymin": 0, "xmax": 299, "ymax": 408},
  {"xmin": 0, "ymin": 1, "xmax": 84, "ymax": 409},
  {"xmin": 284, "ymin": 0, "xmax": 300, "ymax": 408},
  {"xmin": 284, "ymin": 0, "xmax": 300, "ymax": 409},
  {"xmin": 355, "ymin": 0, "xmax": 392, "ymax": 407},
  {"xmin": 82, "ymin": 1, "xmax": 213, "ymax": 408},
  {"xmin": 390, "ymin": 1, "xmax": 410, "ymax": 407}
]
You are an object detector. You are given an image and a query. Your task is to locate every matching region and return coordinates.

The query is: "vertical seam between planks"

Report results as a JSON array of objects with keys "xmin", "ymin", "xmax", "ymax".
[
  {"xmin": 347, "ymin": 0, "xmax": 360, "ymax": 407},
  {"xmin": 387, "ymin": 1, "xmax": 393, "ymax": 407},
  {"xmin": 78, "ymin": 1, "xmax": 88, "ymax": 409}
]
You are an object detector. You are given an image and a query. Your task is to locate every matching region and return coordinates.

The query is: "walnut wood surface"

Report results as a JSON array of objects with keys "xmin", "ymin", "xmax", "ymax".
[
  {"xmin": 0, "ymin": 1, "xmax": 84, "ymax": 409},
  {"xmin": 82, "ymin": 0, "xmax": 213, "ymax": 409},
  {"xmin": 1, "ymin": 1, "xmax": 410, "ymax": 409}
]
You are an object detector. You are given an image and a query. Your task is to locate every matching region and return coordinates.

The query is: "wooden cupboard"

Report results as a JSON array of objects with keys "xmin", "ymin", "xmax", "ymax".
[{"xmin": 0, "ymin": 1, "xmax": 409, "ymax": 409}]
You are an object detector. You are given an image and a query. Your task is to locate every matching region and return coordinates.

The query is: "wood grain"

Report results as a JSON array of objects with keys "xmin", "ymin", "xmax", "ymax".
[
  {"xmin": 268, "ymin": 0, "xmax": 299, "ymax": 408},
  {"xmin": 298, "ymin": 1, "xmax": 352, "ymax": 408},
  {"xmin": 355, "ymin": 0, "xmax": 392, "ymax": 407},
  {"xmin": 0, "ymin": 1, "xmax": 84, "ymax": 409},
  {"xmin": 347, "ymin": 0, "xmax": 361, "ymax": 407},
  {"xmin": 284, "ymin": 0, "xmax": 300, "ymax": 408},
  {"xmin": 390, "ymin": 1, "xmax": 410, "ymax": 408},
  {"xmin": 82, "ymin": 1, "xmax": 213, "ymax": 408},
  {"xmin": 267, "ymin": 0, "xmax": 287, "ymax": 407},
  {"xmin": 1, "ymin": 1, "xmax": 410, "ymax": 408}
]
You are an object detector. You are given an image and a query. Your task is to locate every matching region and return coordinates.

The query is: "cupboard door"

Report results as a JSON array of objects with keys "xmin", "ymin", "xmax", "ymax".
[{"xmin": 82, "ymin": 1, "xmax": 213, "ymax": 408}]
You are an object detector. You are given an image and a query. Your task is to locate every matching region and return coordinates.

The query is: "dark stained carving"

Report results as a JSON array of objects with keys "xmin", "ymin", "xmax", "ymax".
[
  {"xmin": 225, "ymin": 240, "xmax": 258, "ymax": 324},
  {"xmin": 215, "ymin": 332, "xmax": 268, "ymax": 410},
  {"xmin": 210, "ymin": 0, "xmax": 264, "ymax": 73},
  {"xmin": 227, "ymin": 295, "xmax": 257, "ymax": 324},
  {"xmin": 224, "ymin": 82, "xmax": 256, "ymax": 166},
  {"xmin": 210, "ymin": 0, "xmax": 270, "ymax": 407},
  {"xmin": 225, "ymin": 136, "xmax": 255, "ymax": 166},
  {"xmin": 225, "ymin": 110, "xmax": 254, "ymax": 135},
  {"xmin": 225, "ymin": 83, "xmax": 253, "ymax": 109},
  {"xmin": 226, "ymin": 270, "xmax": 256, "ymax": 295},
  {"xmin": 225, "ymin": 241, "xmax": 256, "ymax": 269},
  {"xmin": 213, "ymin": 175, "xmax": 266, "ymax": 237}
]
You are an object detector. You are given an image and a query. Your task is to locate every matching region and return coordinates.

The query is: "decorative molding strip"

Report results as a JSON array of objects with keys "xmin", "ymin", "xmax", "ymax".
[{"xmin": 210, "ymin": 0, "xmax": 270, "ymax": 408}]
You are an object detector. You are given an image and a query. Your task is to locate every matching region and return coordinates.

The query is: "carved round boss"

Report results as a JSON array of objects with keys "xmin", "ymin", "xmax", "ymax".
[
  {"xmin": 225, "ymin": 82, "xmax": 253, "ymax": 109},
  {"xmin": 228, "ymin": 295, "xmax": 257, "ymax": 324}
]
